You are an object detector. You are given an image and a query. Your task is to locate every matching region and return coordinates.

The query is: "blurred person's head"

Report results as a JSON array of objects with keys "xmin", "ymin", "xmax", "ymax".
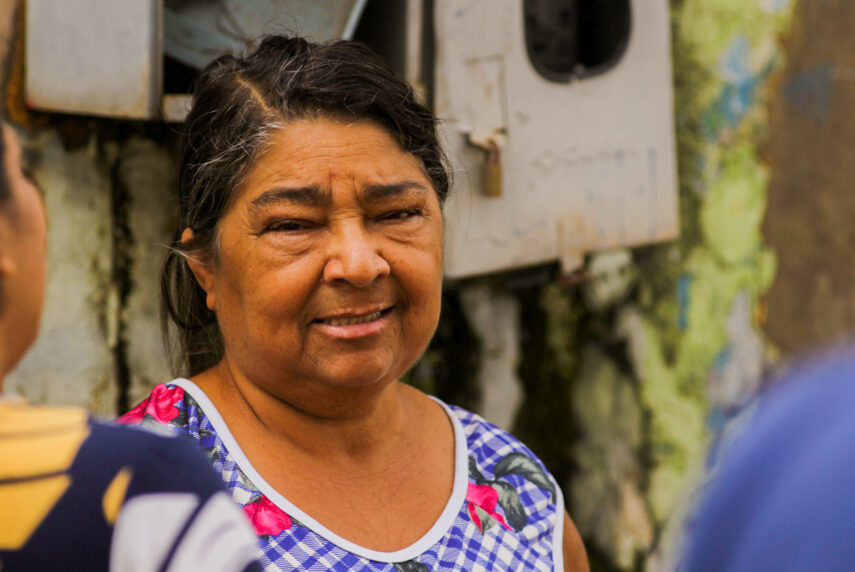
[
  {"xmin": 682, "ymin": 345, "xmax": 855, "ymax": 572},
  {"xmin": 0, "ymin": 124, "xmax": 47, "ymax": 383}
]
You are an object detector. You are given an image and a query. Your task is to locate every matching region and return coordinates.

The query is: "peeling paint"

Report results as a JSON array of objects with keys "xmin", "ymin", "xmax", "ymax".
[
  {"xmin": 571, "ymin": 346, "xmax": 651, "ymax": 569},
  {"xmin": 700, "ymin": 143, "xmax": 770, "ymax": 265},
  {"xmin": 501, "ymin": 4, "xmax": 797, "ymax": 568},
  {"xmin": 626, "ymin": 0, "xmax": 796, "ymax": 568},
  {"xmin": 460, "ymin": 283, "xmax": 523, "ymax": 430},
  {"xmin": 619, "ymin": 308, "xmax": 706, "ymax": 522}
]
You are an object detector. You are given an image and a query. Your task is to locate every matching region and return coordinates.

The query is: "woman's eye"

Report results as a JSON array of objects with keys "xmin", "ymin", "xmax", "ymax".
[
  {"xmin": 266, "ymin": 220, "xmax": 309, "ymax": 232},
  {"xmin": 380, "ymin": 209, "xmax": 420, "ymax": 221}
]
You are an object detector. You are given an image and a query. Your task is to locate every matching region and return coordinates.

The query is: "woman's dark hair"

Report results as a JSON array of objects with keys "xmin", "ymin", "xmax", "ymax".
[{"xmin": 162, "ymin": 35, "xmax": 452, "ymax": 376}]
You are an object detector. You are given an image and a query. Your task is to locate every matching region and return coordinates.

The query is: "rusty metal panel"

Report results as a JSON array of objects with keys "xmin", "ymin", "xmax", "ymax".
[
  {"xmin": 436, "ymin": 0, "xmax": 679, "ymax": 278},
  {"xmin": 25, "ymin": 0, "xmax": 162, "ymax": 119}
]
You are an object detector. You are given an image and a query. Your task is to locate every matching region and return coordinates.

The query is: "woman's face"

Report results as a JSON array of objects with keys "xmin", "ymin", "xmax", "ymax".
[
  {"xmin": 190, "ymin": 118, "xmax": 444, "ymax": 397},
  {"xmin": 0, "ymin": 125, "xmax": 47, "ymax": 376}
]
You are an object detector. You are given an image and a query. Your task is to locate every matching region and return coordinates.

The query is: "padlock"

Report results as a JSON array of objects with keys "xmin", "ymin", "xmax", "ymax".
[{"xmin": 481, "ymin": 141, "xmax": 503, "ymax": 198}]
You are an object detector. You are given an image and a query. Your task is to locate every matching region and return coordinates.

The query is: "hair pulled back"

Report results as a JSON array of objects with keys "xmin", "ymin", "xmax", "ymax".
[{"xmin": 163, "ymin": 35, "xmax": 451, "ymax": 376}]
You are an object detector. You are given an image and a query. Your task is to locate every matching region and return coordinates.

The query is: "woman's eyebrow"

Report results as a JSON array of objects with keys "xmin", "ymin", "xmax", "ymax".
[
  {"xmin": 249, "ymin": 186, "xmax": 331, "ymax": 209},
  {"xmin": 361, "ymin": 182, "xmax": 430, "ymax": 203}
]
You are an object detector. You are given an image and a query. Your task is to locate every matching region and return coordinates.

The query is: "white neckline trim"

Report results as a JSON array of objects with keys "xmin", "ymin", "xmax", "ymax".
[
  {"xmin": 170, "ymin": 378, "xmax": 469, "ymax": 563},
  {"xmin": 552, "ymin": 485, "xmax": 565, "ymax": 572}
]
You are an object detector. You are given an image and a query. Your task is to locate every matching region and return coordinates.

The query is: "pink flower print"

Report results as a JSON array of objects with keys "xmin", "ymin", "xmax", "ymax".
[
  {"xmin": 243, "ymin": 495, "xmax": 293, "ymax": 537},
  {"xmin": 466, "ymin": 483, "xmax": 512, "ymax": 532},
  {"xmin": 118, "ymin": 385, "xmax": 184, "ymax": 424}
]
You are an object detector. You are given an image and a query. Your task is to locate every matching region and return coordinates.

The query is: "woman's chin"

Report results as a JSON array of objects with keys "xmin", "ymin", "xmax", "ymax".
[
  {"xmin": 298, "ymin": 348, "xmax": 411, "ymax": 391},
  {"xmin": 316, "ymin": 366, "xmax": 400, "ymax": 392},
  {"xmin": 284, "ymin": 369, "xmax": 405, "ymax": 419}
]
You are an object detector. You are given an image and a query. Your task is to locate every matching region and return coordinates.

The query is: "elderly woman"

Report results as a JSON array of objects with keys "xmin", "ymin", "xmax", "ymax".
[{"xmin": 121, "ymin": 36, "xmax": 587, "ymax": 571}]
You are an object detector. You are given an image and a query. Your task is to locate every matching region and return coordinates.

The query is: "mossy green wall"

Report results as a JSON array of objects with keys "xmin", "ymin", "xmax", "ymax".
[
  {"xmin": 526, "ymin": 2, "xmax": 795, "ymax": 569},
  {"xmin": 404, "ymin": 3, "xmax": 798, "ymax": 570},
  {"xmin": 422, "ymin": 2, "xmax": 797, "ymax": 570}
]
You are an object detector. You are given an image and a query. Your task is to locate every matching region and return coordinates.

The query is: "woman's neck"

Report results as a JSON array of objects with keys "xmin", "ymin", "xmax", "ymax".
[{"xmin": 191, "ymin": 359, "xmax": 417, "ymax": 465}]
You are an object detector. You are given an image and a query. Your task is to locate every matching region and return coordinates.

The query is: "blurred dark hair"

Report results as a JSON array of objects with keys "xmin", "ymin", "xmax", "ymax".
[
  {"xmin": 0, "ymin": 122, "xmax": 9, "ymax": 205},
  {"xmin": 162, "ymin": 35, "xmax": 452, "ymax": 376},
  {"xmin": 0, "ymin": 122, "xmax": 8, "ymax": 314}
]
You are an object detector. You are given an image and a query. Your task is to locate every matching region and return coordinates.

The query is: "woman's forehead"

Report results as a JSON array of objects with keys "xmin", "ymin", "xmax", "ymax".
[
  {"xmin": 262, "ymin": 119, "xmax": 405, "ymax": 160},
  {"xmin": 240, "ymin": 119, "xmax": 430, "ymax": 193}
]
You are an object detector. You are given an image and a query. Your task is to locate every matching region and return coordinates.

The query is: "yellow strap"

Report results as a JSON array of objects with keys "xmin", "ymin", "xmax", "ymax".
[
  {"xmin": 0, "ymin": 403, "xmax": 89, "ymax": 479},
  {"xmin": 0, "ymin": 403, "xmax": 90, "ymax": 549},
  {"xmin": 103, "ymin": 467, "xmax": 133, "ymax": 525},
  {"xmin": 0, "ymin": 475, "xmax": 71, "ymax": 549}
]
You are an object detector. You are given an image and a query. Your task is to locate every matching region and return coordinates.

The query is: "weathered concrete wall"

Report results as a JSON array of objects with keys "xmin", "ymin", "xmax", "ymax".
[
  {"xmin": 6, "ymin": 130, "xmax": 117, "ymax": 412},
  {"xmin": 764, "ymin": 0, "xmax": 855, "ymax": 356},
  {"xmin": 440, "ymin": 2, "xmax": 798, "ymax": 570},
  {"xmin": 1, "ymin": 1, "xmax": 178, "ymax": 413},
  {"xmin": 547, "ymin": 2, "xmax": 795, "ymax": 569},
  {"xmin": 117, "ymin": 136, "xmax": 179, "ymax": 407},
  {"xmin": 5, "ymin": 125, "xmax": 177, "ymax": 415},
  {"xmin": 567, "ymin": 2, "xmax": 795, "ymax": 569}
]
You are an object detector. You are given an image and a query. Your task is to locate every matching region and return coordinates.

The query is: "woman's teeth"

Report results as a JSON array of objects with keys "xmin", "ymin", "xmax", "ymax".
[{"xmin": 322, "ymin": 311, "xmax": 383, "ymax": 326}]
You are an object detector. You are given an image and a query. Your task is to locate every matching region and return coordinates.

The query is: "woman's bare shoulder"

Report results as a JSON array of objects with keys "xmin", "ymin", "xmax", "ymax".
[{"xmin": 563, "ymin": 511, "xmax": 590, "ymax": 572}]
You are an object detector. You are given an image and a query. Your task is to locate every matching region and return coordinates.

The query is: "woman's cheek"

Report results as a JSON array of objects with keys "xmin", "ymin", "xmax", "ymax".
[{"xmin": 258, "ymin": 234, "xmax": 319, "ymax": 260}]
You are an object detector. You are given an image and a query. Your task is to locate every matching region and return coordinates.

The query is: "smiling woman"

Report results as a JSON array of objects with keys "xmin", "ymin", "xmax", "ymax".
[
  {"xmin": 119, "ymin": 36, "xmax": 588, "ymax": 572},
  {"xmin": 185, "ymin": 118, "xmax": 444, "ymax": 412}
]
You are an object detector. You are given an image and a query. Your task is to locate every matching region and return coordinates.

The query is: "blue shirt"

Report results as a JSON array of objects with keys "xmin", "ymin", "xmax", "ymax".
[{"xmin": 683, "ymin": 345, "xmax": 855, "ymax": 572}]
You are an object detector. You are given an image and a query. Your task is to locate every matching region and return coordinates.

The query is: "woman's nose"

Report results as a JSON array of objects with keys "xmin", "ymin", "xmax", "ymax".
[{"xmin": 322, "ymin": 224, "xmax": 391, "ymax": 287}]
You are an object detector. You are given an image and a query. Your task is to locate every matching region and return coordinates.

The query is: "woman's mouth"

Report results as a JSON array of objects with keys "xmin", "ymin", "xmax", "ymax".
[
  {"xmin": 313, "ymin": 307, "xmax": 393, "ymax": 339},
  {"xmin": 319, "ymin": 310, "xmax": 383, "ymax": 327}
]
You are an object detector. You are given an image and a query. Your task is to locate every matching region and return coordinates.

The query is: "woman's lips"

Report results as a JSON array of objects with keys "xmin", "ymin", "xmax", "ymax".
[{"xmin": 313, "ymin": 307, "xmax": 393, "ymax": 339}]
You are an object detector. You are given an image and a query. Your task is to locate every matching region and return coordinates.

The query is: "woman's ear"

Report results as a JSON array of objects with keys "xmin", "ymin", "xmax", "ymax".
[
  {"xmin": 0, "ymin": 218, "xmax": 16, "ymax": 279},
  {"xmin": 0, "ymin": 251, "xmax": 13, "ymax": 278},
  {"xmin": 181, "ymin": 227, "xmax": 216, "ymax": 311}
]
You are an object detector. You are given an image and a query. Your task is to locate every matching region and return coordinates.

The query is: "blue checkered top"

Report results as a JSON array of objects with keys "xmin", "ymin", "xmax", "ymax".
[{"xmin": 119, "ymin": 380, "xmax": 565, "ymax": 571}]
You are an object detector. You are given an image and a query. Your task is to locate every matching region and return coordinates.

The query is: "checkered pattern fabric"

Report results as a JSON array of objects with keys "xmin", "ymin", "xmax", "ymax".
[{"xmin": 120, "ymin": 383, "xmax": 561, "ymax": 571}]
